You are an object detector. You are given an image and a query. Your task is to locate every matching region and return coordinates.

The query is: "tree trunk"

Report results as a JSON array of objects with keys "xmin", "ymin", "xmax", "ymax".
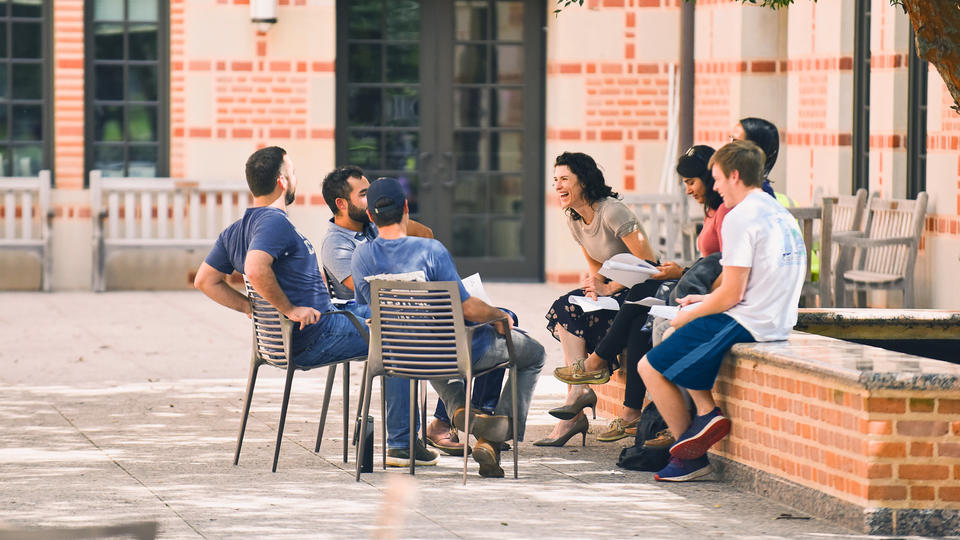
[{"xmin": 902, "ymin": 0, "xmax": 960, "ymax": 113}]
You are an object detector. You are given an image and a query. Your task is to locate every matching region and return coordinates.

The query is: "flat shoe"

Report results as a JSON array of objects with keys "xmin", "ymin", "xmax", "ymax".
[
  {"xmin": 553, "ymin": 358, "xmax": 610, "ymax": 385},
  {"xmin": 597, "ymin": 417, "xmax": 640, "ymax": 442}
]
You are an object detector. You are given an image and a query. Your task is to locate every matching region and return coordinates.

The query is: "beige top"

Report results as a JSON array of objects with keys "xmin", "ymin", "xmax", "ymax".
[{"xmin": 566, "ymin": 197, "xmax": 644, "ymax": 263}]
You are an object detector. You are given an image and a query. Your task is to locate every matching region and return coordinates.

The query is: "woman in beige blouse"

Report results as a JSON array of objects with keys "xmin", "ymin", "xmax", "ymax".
[{"xmin": 535, "ymin": 151, "xmax": 657, "ymax": 446}]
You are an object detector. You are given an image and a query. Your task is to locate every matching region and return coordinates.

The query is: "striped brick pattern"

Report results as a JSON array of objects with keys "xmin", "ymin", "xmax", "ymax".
[{"xmin": 53, "ymin": 0, "xmax": 84, "ymax": 190}]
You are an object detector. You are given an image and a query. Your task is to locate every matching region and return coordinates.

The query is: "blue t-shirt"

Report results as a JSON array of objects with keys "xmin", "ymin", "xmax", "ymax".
[
  {"xmin": 320, "ymin": 219, "xmax": 378, "ymax": 300},
  {"xmin": 351, "ymin": 236, "xmax": 493, "ymax": 359},
  {"xmin": 204, "ymin": 206, "xmax": 336, "ymax": 356}
]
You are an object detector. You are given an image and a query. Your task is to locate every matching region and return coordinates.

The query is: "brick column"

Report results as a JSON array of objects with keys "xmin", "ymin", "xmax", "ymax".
[{"xmin": 53, "ymin": 0, "xmax": 84, "ymax": 190}]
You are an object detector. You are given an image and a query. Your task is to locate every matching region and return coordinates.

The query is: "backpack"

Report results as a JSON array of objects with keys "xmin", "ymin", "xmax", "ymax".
[{"xmin": 615, "ymin": 402, "xmax": 670, "ymax": 472}]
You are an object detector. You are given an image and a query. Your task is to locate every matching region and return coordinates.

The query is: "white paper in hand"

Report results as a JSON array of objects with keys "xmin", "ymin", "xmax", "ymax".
[
  {"xmin": 461, "ymin": 273, "xmax": 494, "ymax": 305},
  {"xmin": 597, "ymin": 253, "xmax": 659, "ymax": 287},
  {"xmin": 568, "ymin": 295, "xmax": 620, "ymax": 312},
  {"xmin": 648, "ymin": 302, "xmax": 701, "ymax": 320},
  {"xmin": 622, "ymin": 296, "xmax": 666, "ymax": 307}
]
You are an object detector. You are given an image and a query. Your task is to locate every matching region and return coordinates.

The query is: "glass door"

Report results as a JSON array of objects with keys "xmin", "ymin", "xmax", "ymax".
[{"xmin": 337, "ymin": 0, "xmax": 544, "ymax": 279}]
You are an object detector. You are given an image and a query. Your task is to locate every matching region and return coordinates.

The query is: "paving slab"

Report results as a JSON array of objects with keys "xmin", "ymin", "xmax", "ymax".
[{"xmin": 0, "ymin": 288, "xmax": 902, "ymax": 538}]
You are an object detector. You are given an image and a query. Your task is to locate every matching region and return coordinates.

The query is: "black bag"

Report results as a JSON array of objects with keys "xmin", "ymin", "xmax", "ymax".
[
  {"xmin": 669, "ymin": 252, "xmax": 722, "ymax": 305},
  {"xmin": 616, "ymin": 402, "xmax": 671, "ymax": 472}
]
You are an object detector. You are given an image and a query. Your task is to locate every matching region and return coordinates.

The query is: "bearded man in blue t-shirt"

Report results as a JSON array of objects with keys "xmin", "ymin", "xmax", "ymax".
[
  {"xmin": 193, "ymin": 146, "xmax": 368, "ymax": 370},
  {"xmin": 351, "ymin": 177, "xmax": 546, "ymax": 478}
]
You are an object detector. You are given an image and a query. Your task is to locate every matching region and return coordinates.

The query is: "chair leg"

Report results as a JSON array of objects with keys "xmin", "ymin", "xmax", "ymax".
[
  {"xmin": 315, "ymin": 364, "xmax": 338, "ymax": 453},
  {"xmin": 409, "ymin": 380, "xmax": 419, "ymax": 475},
  {"xmin": 463, "ymin": 377, "xmax": 471, "ymax": 485},
  {"xmin": 234, "ymin": 362, "xmax": 261, "ymax": 466},
  {"xmin": 353, "ymin": 362, "xmax": 369, "ymax": 447},
  {"xmin": 511, "ymin": 363, "xmax": 519, "ymax": 479},
  {"xmin": 272, "ymin": 365, "xmax": 297, "ymax": 473},
  {"xmin": 419, "ymin": 380, "xmax": 427, "ymax": 445},
  {"xmin": 355, "ymin": 373, "xmax": 375, "ymax": 482},
  {"xmin": 342, "ymin": 362, "xmax": 350, "ymax": 463},
  {"xmin": 381, "ymin": 378, "xmax": 387, "ymax": 470}
]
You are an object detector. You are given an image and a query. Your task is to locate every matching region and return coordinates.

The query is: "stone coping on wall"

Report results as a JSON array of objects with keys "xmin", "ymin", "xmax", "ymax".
[
  {"xmin": 711, "ymin": 331, "xmax": 960, "ymax": 535},
  {"xmin": 796, "ymin": 308, "xmax": 960, "ymax": 340}
]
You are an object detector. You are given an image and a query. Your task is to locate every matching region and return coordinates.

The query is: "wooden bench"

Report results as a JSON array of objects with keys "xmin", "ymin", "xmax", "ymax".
[
  {"xmin": 0, "ymin": 170, "xmax": 53, "ymax": 291},
  {"xmin": 89, "ymin": 170, "xmax": 251, "ymax": 292},
  {"xmin": 621, "ymin": 193, "xmax": 697, "ymax": 265}
]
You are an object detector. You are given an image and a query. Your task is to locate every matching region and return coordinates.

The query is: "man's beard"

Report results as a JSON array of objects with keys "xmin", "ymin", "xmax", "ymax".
[
  {"xmin": 284, "ymin": 187, "xmax": 296, "ymax": 206},
  {"xmin": 347, "ymin": 202, "xmax": 369, "ymax": 224}
]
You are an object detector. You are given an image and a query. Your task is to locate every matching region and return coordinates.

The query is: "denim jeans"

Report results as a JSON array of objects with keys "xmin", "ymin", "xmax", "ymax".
[
  {"xmin": 292, "ymin": 310, "xmax": 368, "ymax": 368},
  {"xmin": 433, "ymin": 367, "xmax": 505, "ymax": 420},
  {"xmin": 430, "ymin": 330, "xmax": 545, "ymax": 441}
]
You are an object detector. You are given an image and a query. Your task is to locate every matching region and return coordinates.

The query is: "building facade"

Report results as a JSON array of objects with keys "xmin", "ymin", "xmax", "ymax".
[{"xmin": 2, "ymin": 0, "xmax": 957, "ymax": 308}]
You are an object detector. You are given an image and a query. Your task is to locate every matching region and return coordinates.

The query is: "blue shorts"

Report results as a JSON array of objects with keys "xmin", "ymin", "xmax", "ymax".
[{"xmin": 645, "ymin": 313, "xmax": 754, "ymax": 391}]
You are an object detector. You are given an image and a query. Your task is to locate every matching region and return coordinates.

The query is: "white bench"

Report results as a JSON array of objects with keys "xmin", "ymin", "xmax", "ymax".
[
  {"xmin": 0, "ymin": 170, "xmax": 53, "ymax": 291},
  {"xmin": 621, "ymin": 193, "xmax": 697, "ymax": 265},
  {"xmin": 90, "ymin": 170, "xmax": 251, "ymax": 292}
]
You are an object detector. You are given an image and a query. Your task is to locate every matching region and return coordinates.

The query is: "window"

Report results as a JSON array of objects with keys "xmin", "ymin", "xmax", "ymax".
[
  {"xmin": 906, "ymin": 25, "xmax": 927, "ymax": 199},
  {"xmin": 85, "ymin": 0, "xmax": 168, "ymax": 178},
  {"xmin": 851, "ymin": 0, "xmax": 870, "ymax": 194},
  {"xmin": 0, "ymin": 0, "xmax": 49, "ymax": 177}
]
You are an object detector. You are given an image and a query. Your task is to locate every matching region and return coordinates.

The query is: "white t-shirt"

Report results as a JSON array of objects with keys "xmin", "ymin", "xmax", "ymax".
[{"xmin": 721, "ymin": 190, "xmax": 806, "ymax": 341}]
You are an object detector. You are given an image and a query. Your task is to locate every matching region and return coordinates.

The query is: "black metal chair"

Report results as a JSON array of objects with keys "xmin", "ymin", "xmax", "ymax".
[
  {"xmin": 355, "ymin": 280, "xmax": 519, "ymax": 484},
  {"xmin": 235, "ymin": 276, "xmax": 367, "ymax": 472}
]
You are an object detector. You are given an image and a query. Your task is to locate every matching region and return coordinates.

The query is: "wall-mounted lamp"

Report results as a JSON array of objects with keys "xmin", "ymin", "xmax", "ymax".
[{"xmin": 250, "ymin": 0, "xmax": 278, "ymax": 34}]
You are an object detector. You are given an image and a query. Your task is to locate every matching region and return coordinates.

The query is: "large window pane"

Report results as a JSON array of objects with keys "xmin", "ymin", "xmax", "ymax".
[
  {"xmin": 385, "ymin": 0, "xmax": 419, "ymax": 40},
  {"xmin": 454, "ymin": 45, "xmax": 486, "ymax": 83},
  {"xmin": 348, "ymin": 131, "xmax": 381, "ymax": 170},
  {"xmin": 453, "ymin": 173, "xmax": 486, "ymax": 214},
  {"xmin": 0, "ymin": 106, "xmax": 7, "ymax": 139},
  {"xmin": 490, "ymin": 218, "xmax": 522, "ymax": 257},
  {"xmin": 455, "ymin": 0, "xmax": 488, "ymax": 41},
  {"xmin": 94, "ymin": 23, "xmax": 124, "ymax": 60},
  {"xmin": 0, "ymin": 65, "xmax": 7, "ymax": 99},
  {"xmin": 490, "ymin": 131, "xmax": 522, "ymax": 171},
  {"xmin": 128, "ymin": 145, "xmax": 158, "ymax": 176},
  {"xmin": 455, "ymin": 132, "xmax": 487, "ymax": 171},
  {"xmin": 451, "ymin": 217, "xmax": 487, "ymax": 257},
  {"xmin": 11, "ymin": 63, "xmax": 41, "ymax": 99},
  {"xmin": 0, "ymin": 24, "xmax": 6, "ymax": 57},
  {"xmin": 11, "ymin": 105, "xmax": 41, "ymax": 140},
  {"xmin": 494, "ymin": 45, "xmax": 523, "ymax": 83},
  {"xmin": 384, "ymin": 131, "xmax": 418, "ymax": 170},
  {"xmin": 95, "ymin": 64, "xmax": 124, "ymax": 101},
  {"xmin": 12, "ymin": 144, "xmax": 41, "ymax": 176},
  {"xmin": 454, "ymin": 88, "xmax": 486, "ymax": 128},
  {"xmin": 128, "ymin": 0, "xmax": 158, "ymax": 22},
  {"xmin": 12, "ymin": 22, "xmax": 42, "ymax": 59},
  {"xmin": 492, "ymin": 88, "xmax": 523, "ymax": 127},
  {"xmin": 127, "ymin": 105, "xmax": 157, "ymax": 141},
  {"xmin": 0, "ymin": 148, "xmax": 7, "ymax": 175},
  {"xmin": 93, "ymin": 0, "xmax": 123, "ymax": 21},
  {"xmin": 384, "ymin": 87, "xmax": 418, "ymax": 126},
  {"xmin": 94, "ymin": 105, "xmax": 124, "ymax": 141},
  {"xmin": 348, "ymin": 43, "xmax": 381, "ymax": 83},
  {"xmin": 347, "ymin": 87, "xmax": 381, "ymax": 127},
  {"xmin": 128, "ymin": 65, "xmax": 157, "ymax": 101},
  {"xmin": 11, "ymin": 0, "xmax": 42, "ymax": 18},
  {"xmin": 348, "ymin": 0, "xmax": 382, "ymax": 39},
  {"xmin": 490, "ymin": 174, "xmax": 523, "ymax": 214},
  {"xmin": 494, "ymin": 1, "xmax": 523, "ymax": 41},
  {"xmin": 93, "ymin": 145, "xmax": 125, "ymax": 176},
  {"xmin": 128, "ymin": 23, "xmax": 158, "ymax": 60},
  {"xmin": 385, "ymin": 45, "xmax": 418, "ymax": 83}
]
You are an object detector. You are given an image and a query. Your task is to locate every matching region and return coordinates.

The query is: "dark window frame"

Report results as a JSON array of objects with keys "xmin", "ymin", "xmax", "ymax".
[
  {"xmin": 84, "ymin": 0, "xmax": 170, "ymax": 182},
  {"xmin": 906, "ymin": 24, "xmax": 927, "ymax": 199},
  {"xmin": 0, "ymin": 0, "xmax": 53, "ymax": 179}
]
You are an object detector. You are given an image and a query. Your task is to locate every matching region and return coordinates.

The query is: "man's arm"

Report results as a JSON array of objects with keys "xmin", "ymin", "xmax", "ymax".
[
  {"xmin": 245, "ymin": 249, "xmax": 321, "ymax": 330},
  {"xmin": 462, "ymin": 296, "xmax": 510, "ymax": 334},
  {"xmin": 407, "ymin": 219, "xmax": 434, "ymax": 239},
  {"xmin": 194, "ymin": 262, "xmax": 251, "ymax": 317},
  {"xmin": 671, "ymin": 265, "xmax": 750, "ymax": 329}
]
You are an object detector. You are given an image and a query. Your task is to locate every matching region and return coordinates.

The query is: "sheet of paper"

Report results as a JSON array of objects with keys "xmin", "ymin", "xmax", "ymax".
[
  {"xmin": 461, "ymin": 273, "xmax": 493, "ymax": 305},
  {"xmin": 568, "ymin": 295, "xmax": 620, "ymax": 312},
  {"xmin": 598, "ymin": 253, "xmax": 660, "ymax": 287},
  {"xmin": 648, "ymin": 302, "xmax": 702, "ymax": 320},
  {"xmin": 622, "ymin": 296, "xmax": 665, "ymax": 307},
  {"xmin": 363, "ymin": 270, "xmax": 426, "ymax": 283}
]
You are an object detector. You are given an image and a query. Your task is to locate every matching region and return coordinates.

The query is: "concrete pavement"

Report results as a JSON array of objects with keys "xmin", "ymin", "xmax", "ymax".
[{"xmin": 0, "ymin": 286, "xmax": 873, "ymax": 538}]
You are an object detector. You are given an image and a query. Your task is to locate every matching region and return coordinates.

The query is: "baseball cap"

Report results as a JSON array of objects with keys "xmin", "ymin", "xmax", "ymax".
[
  {"xmin": 366, "ymin": 177, "xmax": 406, "ymax": 215},
  {"xmin": 676, "ymin": 145, "xmax": 715, "ymax": 178}
]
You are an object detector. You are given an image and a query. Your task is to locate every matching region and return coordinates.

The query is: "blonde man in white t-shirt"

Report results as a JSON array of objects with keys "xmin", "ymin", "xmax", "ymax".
[{"xmin": 635, "ymin": 140, "xmax": 806, "ymax": 482}]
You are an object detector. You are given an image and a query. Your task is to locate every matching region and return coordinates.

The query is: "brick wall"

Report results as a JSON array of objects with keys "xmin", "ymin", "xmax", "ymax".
[{"xmin": 53, "ymin": 0, "xmax": 84, "ymax": 191}]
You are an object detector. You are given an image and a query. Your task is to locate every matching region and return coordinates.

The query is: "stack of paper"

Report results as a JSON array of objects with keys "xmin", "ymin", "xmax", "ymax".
[{"xmin": 598, "ymin": 253, "xmax": 660, "ymax": 287}]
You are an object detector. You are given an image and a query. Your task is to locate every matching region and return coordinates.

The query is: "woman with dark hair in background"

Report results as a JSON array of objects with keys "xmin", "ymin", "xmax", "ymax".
[
  {"xmin": 536, "ymin": 151, "xmax": 658, "ymax": 447},
  {"xmin": 733, "ymin": 117, "xmax": 779, "ymax": 199}
]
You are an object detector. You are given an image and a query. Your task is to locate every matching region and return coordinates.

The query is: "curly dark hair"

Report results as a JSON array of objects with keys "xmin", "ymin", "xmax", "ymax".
[{"xmin": 554, "ymin": 152, "xmax": 618, "ymax": 221}]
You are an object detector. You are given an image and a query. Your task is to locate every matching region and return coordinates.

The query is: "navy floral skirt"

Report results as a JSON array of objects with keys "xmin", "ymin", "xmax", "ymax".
[{"xmin": 545, "ymin": 287, "xmax": 631, "ymax": 353}]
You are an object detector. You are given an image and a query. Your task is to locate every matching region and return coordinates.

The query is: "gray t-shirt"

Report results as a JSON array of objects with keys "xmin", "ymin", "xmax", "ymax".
[
  {"xmin": 320, "ymin": 219, "xmax": 378, "ymax": 300},
  {"xmin": 566, "ymin": 197, "xmax": 643, "ymax": 263}
]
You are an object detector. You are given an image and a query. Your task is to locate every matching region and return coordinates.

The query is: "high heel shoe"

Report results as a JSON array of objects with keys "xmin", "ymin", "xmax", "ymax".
[
  {"xmin": 533, "ymin": 415, "xmax": 589, "ymax": 447},
  {"xmin": 548, "ymin": 388, "xmax": 598, "ymax": 420}
]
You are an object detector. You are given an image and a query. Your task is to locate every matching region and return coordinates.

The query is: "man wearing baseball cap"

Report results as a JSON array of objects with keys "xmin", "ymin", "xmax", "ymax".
[{"xmin": 351, "ymin": 177, "xmax": 546, "ymax": 478}]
